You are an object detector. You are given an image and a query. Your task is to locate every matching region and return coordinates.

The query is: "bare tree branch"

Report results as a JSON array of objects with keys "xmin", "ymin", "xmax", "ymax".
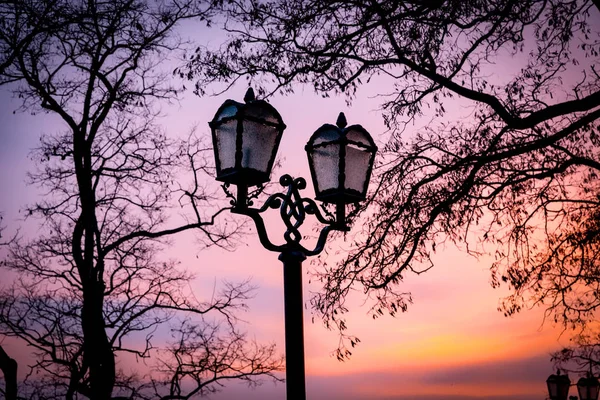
[
  {"xmin": 0, "ymin": 1, "xmax": 281, "ymax": 398},
  {"xmin": 186, "ymin": 0, "xmax": 600, "ymax": 359}
]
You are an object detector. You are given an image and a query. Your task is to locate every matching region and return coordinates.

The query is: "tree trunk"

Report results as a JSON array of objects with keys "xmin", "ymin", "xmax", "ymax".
[
  {"xmin": 73, "ymin": 127, "xmax": 116, "ymax": 399},
  {"xmin": 0, "ymin": 345, "xmax": 18, "ymax": 400},
  {"xmin": 81, "ymin": 280, "xmax": 115, "ymax": 400}
]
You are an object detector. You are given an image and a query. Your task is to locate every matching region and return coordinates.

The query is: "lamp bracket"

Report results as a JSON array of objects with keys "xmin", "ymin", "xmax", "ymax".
[
  {"xmin": 226, "ymin": 174, "xmax": 349, "ymax": 256},
  {"xmin": 223, "ymin": 182, "xmax": 265, "ymax": 208}
]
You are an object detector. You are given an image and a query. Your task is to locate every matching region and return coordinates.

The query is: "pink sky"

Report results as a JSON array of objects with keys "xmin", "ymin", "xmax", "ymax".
[{"xmin": 0, "ymin": 20, "xmax": 578, "ymax": 397}]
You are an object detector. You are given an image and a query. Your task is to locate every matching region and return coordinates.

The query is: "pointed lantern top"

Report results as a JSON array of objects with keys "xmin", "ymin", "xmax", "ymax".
[
  {"xmin": 336, "ymin": 112, "xmax": 347, "ymax": 129},
  {"xmin": 244, "ymin": 87, "xmax": 256, "ymax": 103}
]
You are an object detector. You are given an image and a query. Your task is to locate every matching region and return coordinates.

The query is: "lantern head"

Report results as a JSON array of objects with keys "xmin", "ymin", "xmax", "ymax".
[
  {"xmin": 547, "ymin": 371, "xmax": 571, "ymax": 400},
  {"xmin": 305, "ymin": 112, "xmax": 377, "ymax": 204},
  {"xmin": 209, "ymin": 88, "xmax": 286, "ymax": 187},
  {"xmin": 578, "ymin": 375, "xmax": 600, "ymax": 400}
]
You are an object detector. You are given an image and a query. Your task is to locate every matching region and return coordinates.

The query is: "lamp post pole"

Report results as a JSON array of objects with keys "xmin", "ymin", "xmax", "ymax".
[
  {"xmin": 209, "ymin": 89, "xmax": 377, "ymax": 400},
  {"xmin": 280, "ymin": 250, "xmax": 307, "ymax": 400},
  {"xmin": 227, "ymin": 175, "xmax": 347, "ymax": 400},
  {"xmin": 228, "ymin": 175, "xmax": 347, "ymax": 400}
]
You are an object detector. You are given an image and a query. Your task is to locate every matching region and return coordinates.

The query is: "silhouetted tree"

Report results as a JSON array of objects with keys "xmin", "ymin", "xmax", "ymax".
[
  {"xmin": 0, "ymin": 1, "xmax": 282, "ymax": 398},
  {"xmin": 552, "ymin": 331, "xmax": 600, "ymax": 376},
  {"xmin": 185, "ymin": 0, "xmax": 600, "ymax": 358},
  {"xmin": 0, "ymin": 215, "xmax": 17, "ymax": 400}
]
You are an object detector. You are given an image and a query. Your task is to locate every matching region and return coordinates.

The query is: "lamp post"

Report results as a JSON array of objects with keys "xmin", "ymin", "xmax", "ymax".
[{"xmin": 209, "ymin": 88, "xmax": 377, "ymax": 400}]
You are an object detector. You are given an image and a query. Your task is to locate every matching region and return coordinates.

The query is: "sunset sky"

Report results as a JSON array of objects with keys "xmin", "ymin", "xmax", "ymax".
[{"xmin": 0, "ymin": 21, "xmax": 579, "ymax": 400}]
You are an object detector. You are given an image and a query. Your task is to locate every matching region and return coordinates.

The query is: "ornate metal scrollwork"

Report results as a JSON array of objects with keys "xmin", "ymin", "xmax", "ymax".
[{"xmin": 224, "ymin": 174, "xmax": 347, "ymax": 256}]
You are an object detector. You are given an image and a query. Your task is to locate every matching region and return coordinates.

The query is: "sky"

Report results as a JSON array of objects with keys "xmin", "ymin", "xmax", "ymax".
[{"xmin": 0, "ymin": 19, "xmax": 582, "ymax": 400}]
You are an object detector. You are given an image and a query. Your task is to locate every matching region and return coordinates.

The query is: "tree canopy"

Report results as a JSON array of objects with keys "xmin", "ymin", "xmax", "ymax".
[
  {"xmin": 186, "ymin": 0, "xmax": 600, "ymax": 357},
  {"xmin": 0, "ymin": 1, "xmax": 281, "ymax": 398}
]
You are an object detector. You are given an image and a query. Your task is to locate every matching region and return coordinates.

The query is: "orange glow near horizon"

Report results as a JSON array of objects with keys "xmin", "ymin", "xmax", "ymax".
[{"xmin": 353, "ymin": 380, "xmax": 547, "ymax": 398}]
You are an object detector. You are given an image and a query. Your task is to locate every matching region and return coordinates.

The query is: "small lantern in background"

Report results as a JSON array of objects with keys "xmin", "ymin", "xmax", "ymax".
[
  {"xmin": 578, "ymin": 375, "xmax": 600, "ymax": 400},
  {"xmin": 547, "ymin": 370, "xmax": 571, "ymax": 400}
]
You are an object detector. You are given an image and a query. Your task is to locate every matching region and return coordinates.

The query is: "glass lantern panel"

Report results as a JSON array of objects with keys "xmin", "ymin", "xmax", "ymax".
[
  {"xmin": 345, "ymin": 127, "xmax": 372, "ymax": 147},
  {"xmin": 558, "ymin": 380, "xmax": 570, "ymax": 400},
  {"xmin": 577, "ymin": 384, "xmax": 589, "ymax": 400},
  {"xmin": 578, "ymin": 385, "xmax": 588, "ymax": 400},
  {"xmin": 313, "ymin": 127, "xmax": 341, "ymax": 146},
  {"xmin": 241, "ymin": 119, "xmax": 279, "ymax": 173},
  {"xmin": 548, "ymin": 383, "xmax": 558, "ymax": 398},
  {"xmin": 216, "ymin": 104, "xmax": 238, "ymax": 121},
  {"xmin": 215, "ymin": 119, "xmax": 237, "ymax": 170},
  {"xmin": 245, "ymin": 102, "xmax": 280, "ymax": 124},
  {"xmin": 591, "ymin": 385, "xmax": 599, "ymax": 400},
  {"xmin": 344, "ymin": 143, "xmax": 371, "ymax": 194},
  {"xmin": 311, "ymin": 143, "xmax": 340, "ymax": 192}
]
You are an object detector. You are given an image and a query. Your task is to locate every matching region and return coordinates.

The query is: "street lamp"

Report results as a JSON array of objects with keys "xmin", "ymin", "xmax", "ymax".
[
  {"xmin": 547, "ymin": 370, "xmax": 571, "ymax": 400},
  {"xmin": 209, "ymin": 88, "xmax": 377, "ymax": 400}
]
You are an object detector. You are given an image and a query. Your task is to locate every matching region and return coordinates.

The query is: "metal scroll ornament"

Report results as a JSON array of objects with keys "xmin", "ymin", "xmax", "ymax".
[{"xmin": 224, "ymin": 174, "xmax": 348, "ymax": 256}]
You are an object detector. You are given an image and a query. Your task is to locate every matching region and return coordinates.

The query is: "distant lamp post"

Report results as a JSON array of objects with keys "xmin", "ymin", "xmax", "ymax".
[
  {"xmin": 577, "ymin": 375, "xmax": 600, "ymax": 400},
  {"xmin": 547, "ymin": 370, "xmax": 572, "ymax": 400},
  {"xmin": 209, "ymin": 88, "xmax": 377, "ymax": 400}
]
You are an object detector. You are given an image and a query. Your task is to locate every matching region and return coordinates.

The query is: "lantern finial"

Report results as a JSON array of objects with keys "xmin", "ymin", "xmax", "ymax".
[
  {"xmin": 244, "ymin": 87, "xmax": 256, "ymax": 103},
  {"xmin": 336, "ymin": 112, "xmax": 347, "ymax": 129}
]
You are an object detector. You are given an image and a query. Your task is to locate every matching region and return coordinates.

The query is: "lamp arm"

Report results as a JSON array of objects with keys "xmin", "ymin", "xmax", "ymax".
[
  {"xmin": 228, "ymin": 174, "xmax": 349, "ymax": 255},
  {"xmin": 235, "ymin": 207, "xmax": 288, "ymax": 253},
  {"xmin": 303, "ymin": 225, "xmax": 336, "ymax": 256},
  {"xmin": 299, "ymin": 197, "xmax": 338, "ymax": 225}
]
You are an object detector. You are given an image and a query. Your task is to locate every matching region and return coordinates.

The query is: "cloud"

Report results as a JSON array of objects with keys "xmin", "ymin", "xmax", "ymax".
[{"xmin": 421, "ymin": 354, "xmax": 552, "ymax": 385}]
